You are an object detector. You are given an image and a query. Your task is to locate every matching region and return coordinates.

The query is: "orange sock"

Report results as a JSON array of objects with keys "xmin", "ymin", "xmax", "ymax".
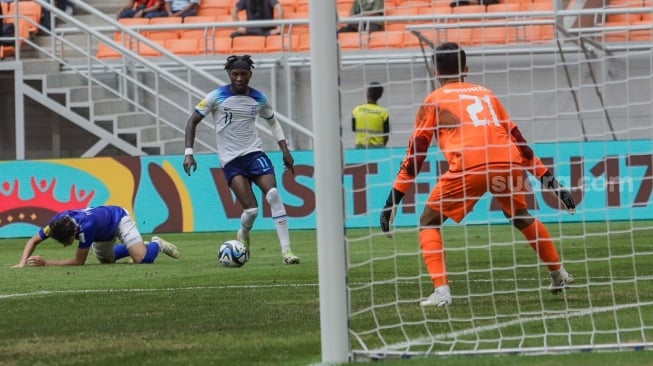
[
  {"xmin": 419, "ymin": 228, "xmax": 448, "ymax": 287},
  {"xmin": 520, "ymin": 219, "xmax": 561, "ymax": 272}
]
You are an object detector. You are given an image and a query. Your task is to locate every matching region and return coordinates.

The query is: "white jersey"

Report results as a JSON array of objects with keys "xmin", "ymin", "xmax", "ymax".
[{"xmin": 195, "ymin": 85, "xmax": 275, "ymax": 166}]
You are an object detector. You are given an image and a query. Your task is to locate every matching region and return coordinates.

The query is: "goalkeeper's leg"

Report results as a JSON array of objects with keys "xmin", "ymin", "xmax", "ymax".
[{"xmin": 511, "ymin": 209, "xmax": 574, "ymax": 293}]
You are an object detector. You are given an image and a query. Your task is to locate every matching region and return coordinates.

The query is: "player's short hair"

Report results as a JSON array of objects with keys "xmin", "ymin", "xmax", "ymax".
[
  {"xmin": 225, "ymin": 55, "xmax": 255, "ymax": 72},
  {"xmin": 49, "ymin": 216, "xmax": 77, "ymax": 243},
  {"xmin": 435, "ymin": 42, "xmax": 466, "ymax": 76},
  {"xmin": 368, "ymin": 82, "xmax": 384, "ymax": 102}
]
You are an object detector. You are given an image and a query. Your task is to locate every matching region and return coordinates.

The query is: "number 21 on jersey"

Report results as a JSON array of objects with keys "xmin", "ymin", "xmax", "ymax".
[{"xmin": 460, "ymin": 94, "xmax": 500, "ymax": 127}]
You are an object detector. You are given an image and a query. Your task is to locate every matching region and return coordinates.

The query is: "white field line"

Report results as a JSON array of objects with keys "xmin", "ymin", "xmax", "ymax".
[
  {"xmin": 2, "ymin": 274, "xmax": 652, "ymax": 300},
  {"xmin": 0, "ymin": 283, "xmax": 318, "ymax": 300}
]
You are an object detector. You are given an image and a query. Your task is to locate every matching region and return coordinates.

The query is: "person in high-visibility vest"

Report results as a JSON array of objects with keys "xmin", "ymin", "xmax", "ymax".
[{"xmin": 352, "ymin": 82, "xmax": 390, "ymax": 149}]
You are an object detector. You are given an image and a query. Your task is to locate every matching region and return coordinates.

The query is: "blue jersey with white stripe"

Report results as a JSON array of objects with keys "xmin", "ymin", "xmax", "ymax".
[{"xmin": 39, "ymin": 206, "xmax": 128, "ymax": 249}]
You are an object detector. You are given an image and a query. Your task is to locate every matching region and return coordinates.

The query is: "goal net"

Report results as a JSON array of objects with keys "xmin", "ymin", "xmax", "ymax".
[{"xmin": 338, "ymin": 5, "xmax": 653, "ymax": 360}]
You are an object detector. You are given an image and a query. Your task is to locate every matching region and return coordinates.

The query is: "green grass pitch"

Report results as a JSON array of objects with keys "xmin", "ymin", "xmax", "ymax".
[{"xmin": 1, "ymin": 222, "xmax": 652, "ymax": 365}]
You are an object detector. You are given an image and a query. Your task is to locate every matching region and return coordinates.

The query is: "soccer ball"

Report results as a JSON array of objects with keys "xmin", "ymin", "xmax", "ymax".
[{"xmin": 218, "ymin": 240, "xmax": 249, "ymax": 267}]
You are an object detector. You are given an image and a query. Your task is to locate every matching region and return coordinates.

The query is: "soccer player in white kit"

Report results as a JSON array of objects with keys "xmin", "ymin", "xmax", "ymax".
[{"xmin": 183, "ymin": 55, "xmax": 300, "ymax": 265}]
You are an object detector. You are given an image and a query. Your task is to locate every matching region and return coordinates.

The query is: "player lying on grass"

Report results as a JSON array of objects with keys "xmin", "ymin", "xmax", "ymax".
[
  {"xmin": 13, "ymin": 205, "xmax": 180, "ymax": 267},
  {"xmin": 379, "ymin": 42, "xmax": 576, "ymax": 307}
]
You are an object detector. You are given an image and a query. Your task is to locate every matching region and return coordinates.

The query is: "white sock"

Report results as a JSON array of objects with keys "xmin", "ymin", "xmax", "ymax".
[
  {"xmin": 240, "ymin": 207, "xmax": 258, "ymax": 238},
  {"xmin": 266, "ymin": 188, "xmax": 291, "ymax": 252}
]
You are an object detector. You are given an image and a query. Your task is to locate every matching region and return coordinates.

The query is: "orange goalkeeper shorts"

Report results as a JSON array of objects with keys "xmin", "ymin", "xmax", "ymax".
[{"xmin": 427, "ymin": 164, "xmax": 528, "ymax": 223}]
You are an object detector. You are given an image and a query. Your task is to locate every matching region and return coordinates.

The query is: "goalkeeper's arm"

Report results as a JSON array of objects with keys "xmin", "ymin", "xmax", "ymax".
[
  {"xmin": 380, "ymin": 135, "xmax": 429, "ymax": 237},
  {"xmin": 510, "ymin": 124, "xmax": 576, "ymax": 214}
]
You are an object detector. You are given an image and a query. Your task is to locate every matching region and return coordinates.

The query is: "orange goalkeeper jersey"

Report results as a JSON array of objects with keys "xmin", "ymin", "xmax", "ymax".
[{"xmin": 395, "ymin": 82, "xmax": 523, "ymax": 190}]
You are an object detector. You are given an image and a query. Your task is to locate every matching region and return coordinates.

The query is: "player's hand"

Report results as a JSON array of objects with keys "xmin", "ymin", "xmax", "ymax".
[
  {"xmin": 555, "ymin": 186, "xmax": 576, "ymax": 214},
  {"xmin": 541, "ymin": 173, "xmax": 576, "ymax": 214},
  {"xmin": 380, "ymin": 204, "xmax": 397, "ymax": 238},
  {"xmin": 11, "ymin": 263, "xmax": 26, "ymax": 269},
  {"xmin": 25, "ymin": 256, "xmax": 45, "ymax": 267},
  {"xmin": 282, "ymin": 151, "xmax": 295, "ymax": 175},
  {"xmin": 183, "ymin": 155, "xmax": 197, "ymax": 176}
]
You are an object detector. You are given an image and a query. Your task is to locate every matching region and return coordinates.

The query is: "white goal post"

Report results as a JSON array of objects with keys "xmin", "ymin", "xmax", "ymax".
[{"xmin": 312, "ymin": 1, "xmax": 653, "ymax": 363}]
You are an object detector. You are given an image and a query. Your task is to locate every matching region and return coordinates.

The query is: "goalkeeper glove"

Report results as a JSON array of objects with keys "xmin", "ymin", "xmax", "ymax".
[
  {"xmin": 380, "ymin": 188, "xmax": 405, "ymax": 238},
  {"xmin": 541, "ymin": 171, "xmax": 576, "ymax": 214}
]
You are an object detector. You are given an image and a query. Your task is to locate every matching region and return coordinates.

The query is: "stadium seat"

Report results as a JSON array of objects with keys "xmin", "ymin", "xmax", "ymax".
[
  {"xmin": 285, "ymin": 12, "xmax": 309, "ymax": 35},
  {"xmin": 451, "ymin": 4, "xmax": 486, "ymax": 19},
  {"xmin": 368, "ymin": 31, "xmax": 405, "ymax": 49},
  {"xmin": 486, "ymin": 3, "xmax": 520, "ymax": 15},
  {"xmin": 279, "ymin": 1, "xmax": 296, "ymax": 16},
  {"xmin": 263, "ymin": 34, "xmax": 283, "ymax": 52},
  {"xmin": 165, "ymin": 38, "xmax": 199, "ymax": 55},
  {"xmin": 509, "ymin": 24, "xmax": 543, "ymax": 43},
  {"xmin": 200, "ymin": 35, "xmax": 231, "ymax": 54},
  {"xmin": 96, "ymin": 43, "xmax": 123, "ymax": 59},
  {"xmin": 0, "ymin": 17, "xmax": 29, "ymax": 59},
  {"xmin": 473, "ymin": 22, "xmax": 509, "ymax": 45},
  {"xmin": 295, "ymin": 33, "xmax": 310, "ymax": 51},
  {"xmin": 147, "ymin": 17, "xmax": 181, "ymax": 40},
  {"xmin": 4, "ymin": 1, "xmax": 41, "ymax": 34},
  {"xmin": 403, "ymin": 28, "xmax": 443, "ymax": 48},
  {"xmin": 118, "ymin": 18, "xmax": 150, "ymax": 27},
  {"xmin": 196, "ymin": 0, "xmax": 231, "ymax": 17},
  {"xmin": 132, "ymin": 40, "xmax": 165, "ymax": 57},
  {"xmin": 629, "ymin": 20, "xmax": 652, "ymax": 41},
  {"xmin": 338, "ymin": 31, "xmax": 365, "ymax": 50},
  {"xmin": 213, "ymin": 14, "xmax": 237, "ymax": 38},
  {"xmin": 443, "ymin": 27, "xmax": 474, "ymax": 46},
  {"xmin": 231, "ymin": 35, "xmax": 265, "ymax": 53},
  {"xmin": 296, "ymin": 1, "xmax": 309, "ymax": 14},
  {"xmin": 181, "ymin": 16, "xmax": 216, "ymax": 40}
]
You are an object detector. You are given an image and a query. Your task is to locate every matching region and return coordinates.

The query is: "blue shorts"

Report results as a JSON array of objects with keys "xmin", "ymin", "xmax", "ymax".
[{"xmin": 223, "ymin": 151, "xmax": 275, "ymax": 185}]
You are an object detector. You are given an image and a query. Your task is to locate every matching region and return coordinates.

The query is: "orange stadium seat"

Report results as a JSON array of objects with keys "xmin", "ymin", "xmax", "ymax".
[
  {"xmin": 118, "ymin": 18, "xmax": 150, "ymax": 27},
  {"xmin": 4, "ymin": 1, "xmax": 41, "ymax": 33},
  {"xmin": 295, "ymin": 33, "xmax": 310, "ymax": 51},
  {"xmin": 295, "ymin": 1, "xmax": 309, "ymax": 14},
  {"xmin": 338, "ymin": 31, "xmax": 365, "ymax": 49},
  {"xmin": 231, "ymin": 35, "xmax": 266, "ymax": 53},
  {"xmin": 629, "ymin": 20, "xmax": 652, "ymax": 41},
  {"xmin": 486, "ymin": 3, "xmax": 520, "ymax": 14},
  {"xmin": 368, "ymin": 31, "xmax": 405, "ymax": 48},
  {"xmin": 147, "ymin": 17, "xmax": 181, "ymax": 40},
  {"xmin": 279, "ymin": 0, "xmax": 295, "ymax": 16},
  {"xmin": 264, "ymin": 34, "xmax": 299, "ymax": 52},
  {"xmin": 473, "ymin": 22, "xmax": 509, "ymax": 45},
  {"xmin": 132, "ymin": 40, "xmax": 165, "ymax": 57},
  {"xmin": 451, "ymin": 4, "xmax": 486, "ymax": 19},
  {"xmin": 96, "ymin": 43, "xmax": 123, "ymax": 59},
  {"xmin": 165, "ymin": 38, "xmax": 199, "ymax": 55},
  {"xmin": 402, "ymin": 28, "xmax": 443, "ymax": 48},
  {"xmin": 285, "ymin": 12, "xmax": 309, "ymax": 35},
  {"xmin": 205, "ymin": 35, "xmax": 233, "ymax": 54},
  {"xmin": 443, "ymin": 27, "xmax": 474, "ymax": 46},
  {"xmin": 181, "ymin": 16, "xmax": 216, "ymax": 39},
  {"xmin": 197, "ymin": 0, "xmax": 231, "ymax": 16}
]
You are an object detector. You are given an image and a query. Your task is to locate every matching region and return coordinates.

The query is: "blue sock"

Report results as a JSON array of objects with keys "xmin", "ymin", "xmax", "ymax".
[
  {"xmin": 114, "ymin": 244, "xmax": 129, "ymax": 261},
  {"xmin": 142, "ymin": 242, "xmax": 160, "ymax": 263}
]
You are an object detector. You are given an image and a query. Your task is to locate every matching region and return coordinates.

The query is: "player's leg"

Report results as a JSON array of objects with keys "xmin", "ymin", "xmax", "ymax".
[
  {"xmin": 229, "ymin": 175, "xmax": 259, "ymax": 249},
  {"xmin": 419, "ymin": 171, "xmax": 485, "ymax": 306},
  {"xmin": 224, "ymin": 155, "xmax": 260, "ymax": 249},
  {"xmin": 92, "ymin": 239, "xmax": 117, "ymax": 263},
  {"xmin": 253, "ymin": 179, "xmax": 298, "ymax": 264},
  {"xmin": 116, "ymin": 215, "xmax": 178, "ymax": 263},
  {"xmin": 495, "ymin": 167, "xmax": 573, "ymax": 293}
]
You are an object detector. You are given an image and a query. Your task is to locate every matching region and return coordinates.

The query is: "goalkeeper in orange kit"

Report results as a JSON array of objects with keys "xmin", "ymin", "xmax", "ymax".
[{"xmin": 379, "ymin": 42, "xmax": 576, "ymax": 307}]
